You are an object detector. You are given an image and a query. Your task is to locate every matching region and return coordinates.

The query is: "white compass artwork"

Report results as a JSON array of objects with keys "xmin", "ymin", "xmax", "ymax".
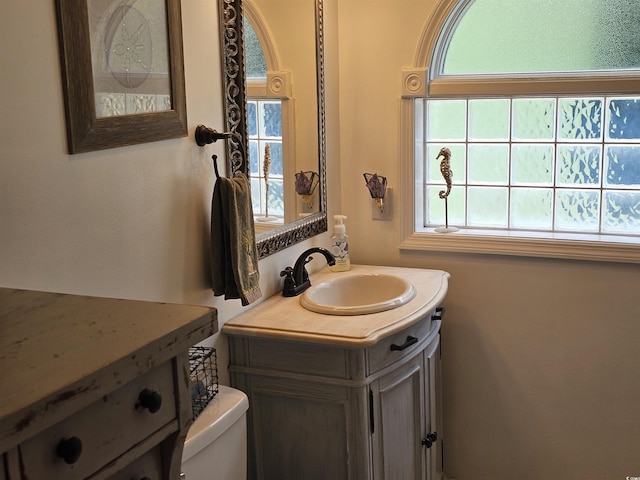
[{"xmin": 105, "ymin": 4, "xmax": 153, "ymax": 89}]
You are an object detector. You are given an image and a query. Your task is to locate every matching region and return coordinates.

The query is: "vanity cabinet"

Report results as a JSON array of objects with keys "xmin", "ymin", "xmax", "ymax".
[
  {"xmin": 227, "ymin": 308, "xmax": 444, "ymax": 480},
  {"xmin": 0, "ymin": 288, "xmax": 217, "ymax": 480}
]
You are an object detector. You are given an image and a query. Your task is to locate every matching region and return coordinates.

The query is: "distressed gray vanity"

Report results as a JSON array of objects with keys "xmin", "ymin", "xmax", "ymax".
[
  {"xmin": 223, "ymin": 265, "xmax": 449, "ymax": 480},
  {"xmin": 0, "ymin": 288, "xmax": 216, "ymax": 479}
]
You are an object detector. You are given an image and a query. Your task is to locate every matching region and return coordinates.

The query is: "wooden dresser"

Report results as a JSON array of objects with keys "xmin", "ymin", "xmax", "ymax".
[{"xmin": 0, "ymin": 289, "xmax": 217, "ymax": 479}]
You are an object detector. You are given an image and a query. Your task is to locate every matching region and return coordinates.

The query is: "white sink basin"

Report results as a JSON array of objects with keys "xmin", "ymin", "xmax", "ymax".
[{"xmin": 300, "ymin": 273, "xmax": 417, "ymax": 315}]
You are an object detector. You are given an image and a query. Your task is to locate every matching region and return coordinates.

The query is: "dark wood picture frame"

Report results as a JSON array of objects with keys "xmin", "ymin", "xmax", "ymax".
[{"xmin": 55, "ymin": 0, "xmax": 188, "ymax": 154}]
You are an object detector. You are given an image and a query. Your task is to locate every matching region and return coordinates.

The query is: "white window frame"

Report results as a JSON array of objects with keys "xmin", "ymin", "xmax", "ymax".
[{"xmin": 399, "ymin": 0, "xmax": 640, "ymax": 263}]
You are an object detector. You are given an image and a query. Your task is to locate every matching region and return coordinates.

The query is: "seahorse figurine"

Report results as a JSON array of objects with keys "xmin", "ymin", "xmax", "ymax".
[{"xmin": 437, "ymin": 147, "xmax": 452, "ymax": 199}]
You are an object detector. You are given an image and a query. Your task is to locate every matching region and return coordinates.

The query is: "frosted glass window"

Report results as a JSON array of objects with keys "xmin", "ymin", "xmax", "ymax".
[
  {"xmin": 415, "ymin": 0, "xmax": 640, "ymax": 242},
  {"xmin": 555, "ymin": 190, "xmax": 600, "ymax": 232},
  {"xmin": 510, "ymin": 188, "xmax": 553, "ymax": 230},
  {"xmin": 558, "ymin": 99, "xmax": 603, "ymax": 141},
  {"xmin": 468, "ymin": 144, "xmax": 508, "ymax": 184},
  {"xmin": 422, "ymin": 96, "xmax": 640, "ymax": 235},
  {"xmin": 443, "ymin": 0, "xmax": 640, "ymax": 75},
  {"xmin": 426, "ymin": 186, "xmax": 465, "ymax": 227},
  {"xmin": 512, "ymin": 99, "xmax": 555, "ymax": 141},
  {"xmin": 469, "ymin": 99, "xmax": 510, "ymax": 141},
  {"xmin": 603, "ymin": 192, "xmax": 640, "ymax": 233},
  {"xmin": 605, "ymin": 146, "xmax": 640, "ymax": 187},
  {"xmin": 427, "ymin": 100, "xmax": 466, "ymax": 141},
  {"xmin": 607, "ymin": 99, "xmax": 640, "ymax": 141},
  {"xmin": 511, "ymin": 144, "xmax": 554, "ymax": 185},
  {"xmin": 556, "ymin": 145, "xmax": 601, "ymax": 186},
  {"xmin": 467, "ymin": 187, "xmax": 508, "ymax": 227}
]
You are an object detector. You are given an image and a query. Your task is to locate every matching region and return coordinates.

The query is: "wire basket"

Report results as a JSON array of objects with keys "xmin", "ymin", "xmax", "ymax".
[{"xmin": 188, "ymin": 346, "xmax": 219, "ymax": 419}]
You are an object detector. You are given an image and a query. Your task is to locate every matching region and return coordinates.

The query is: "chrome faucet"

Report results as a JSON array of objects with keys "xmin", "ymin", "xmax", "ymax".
[{"xmin": 280, "ymin": 247, "xmax": 336, "ymax": 297}]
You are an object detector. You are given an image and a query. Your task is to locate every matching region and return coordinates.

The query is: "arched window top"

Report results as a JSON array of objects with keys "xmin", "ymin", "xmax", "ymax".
[
  {"xmin": 439, "ymin": 0, "xmax": 640, "ymax": 76},
  {"xmin": 244, "ymin": 18, "xmax": 267, "ymax": 78}
]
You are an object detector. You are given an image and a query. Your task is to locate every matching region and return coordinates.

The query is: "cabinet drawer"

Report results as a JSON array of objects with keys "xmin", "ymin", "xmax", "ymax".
[
  {"xmin": 108, "ymin": 443, "xmax": 164, "ymax": 480},
  {"xmin": 367, "ymin": 309, "xmax": 441, "ymax": 375},
  {"xmin": 233, "ymin": 337, "xmax": 349, "ymax": 378},
  {"xmin": 20, "ymin": 361, "xmax": 177, "ymax": 480}
]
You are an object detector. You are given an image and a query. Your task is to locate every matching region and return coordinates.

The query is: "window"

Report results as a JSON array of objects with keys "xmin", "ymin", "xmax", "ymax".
[
  {"xmin": 247, "ymin": 98, "xmax": 284, "ymax": 220},
  {"xmin": 422, "ymin": 96, "xmax": 640, "ymax": 235},
  {"xmin": 406, "ymin": 0, "xmax": 640, "ymax": 262},
  {"xmin": 244, "ymin": 18, "xmax": 285, "ymax": 224}
]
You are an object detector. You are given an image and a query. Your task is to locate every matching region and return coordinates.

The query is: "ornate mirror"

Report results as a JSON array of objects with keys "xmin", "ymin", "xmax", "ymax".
[{"xmin": 218, "ymin": 0, "xmax": 327, "ymax": 258}]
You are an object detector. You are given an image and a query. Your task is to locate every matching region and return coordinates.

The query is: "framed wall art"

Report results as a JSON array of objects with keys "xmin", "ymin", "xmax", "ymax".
[{"xmin": 55, "ymin": 0, "xmax": 187, "ymax": 153}]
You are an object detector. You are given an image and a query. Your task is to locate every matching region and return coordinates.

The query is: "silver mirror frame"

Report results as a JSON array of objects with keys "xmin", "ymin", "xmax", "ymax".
[{"xmin": 218, "ymin": 0, "xmax": 328, "ymax": 258}]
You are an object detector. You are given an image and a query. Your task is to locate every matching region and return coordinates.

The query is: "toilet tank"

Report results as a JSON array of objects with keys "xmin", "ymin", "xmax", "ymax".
[{"xmin": 181, "ymin": 385, "xmax": 249, "ymax": 480}]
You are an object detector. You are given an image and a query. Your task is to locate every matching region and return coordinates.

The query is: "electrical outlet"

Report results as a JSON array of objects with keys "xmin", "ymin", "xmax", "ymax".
[{"xmin": 372, "ymin": 187, "xmax": 393, "ymax": 220}]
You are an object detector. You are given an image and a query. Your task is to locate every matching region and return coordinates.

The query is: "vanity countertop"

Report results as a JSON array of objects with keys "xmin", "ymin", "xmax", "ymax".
[
  {"xmin": 222, "ymin": 265, "xmax": 449, "ymax": 347},
  {"xmin": 0, "ymin": 288, "xmax": 217, "ymax": 453}
]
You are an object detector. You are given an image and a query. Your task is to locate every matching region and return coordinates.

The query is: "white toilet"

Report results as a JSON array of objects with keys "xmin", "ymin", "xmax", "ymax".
[{"xmin": 181, "ymin": 385, "xmax": 249, "ymax": 480}]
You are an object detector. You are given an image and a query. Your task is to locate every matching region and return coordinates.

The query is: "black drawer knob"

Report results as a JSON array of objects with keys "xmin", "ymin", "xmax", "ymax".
[
  {"xmin": 421, "ymin": 431, "xmax": 437, "ymax": 448},
  {"xmin": 137, "ymin": 388, "xmax": 162, "ymax": 413},
  {"xmin": 56, "ymin": 436, "xmax": 83, "ymax": 464}
]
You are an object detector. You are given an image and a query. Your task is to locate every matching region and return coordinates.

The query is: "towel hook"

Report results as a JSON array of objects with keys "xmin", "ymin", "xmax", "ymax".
[
  {"xmin": 212, "ymin": 155, "xmax": 221, "ymax": 179},
  {"xmin": 195, "ymin": 124, "xmax": 232, "ymax": 146}
]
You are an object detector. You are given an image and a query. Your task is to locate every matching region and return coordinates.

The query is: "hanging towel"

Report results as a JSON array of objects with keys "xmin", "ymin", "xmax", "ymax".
[{"xmin": 211, "ymin": 173, "xmax": 262, "ymax": 306}]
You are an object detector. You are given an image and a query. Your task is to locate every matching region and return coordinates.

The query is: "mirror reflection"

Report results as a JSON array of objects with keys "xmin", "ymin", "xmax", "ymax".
[
  {"xmin": 244, "ymin": 0, "xmax": 320, "ymax": 234},
  {"xmin": 219, "ymin": 0, "xmax": 327, "ymax": 258}
]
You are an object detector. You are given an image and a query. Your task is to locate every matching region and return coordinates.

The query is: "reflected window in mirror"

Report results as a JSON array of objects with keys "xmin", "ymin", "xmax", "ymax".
[
  {"xmin": 244, "ymin": 14, "xmax": 301, "ymax": 233},
  {"xmin": 245, "ymin": 17, "xmax": 286, "ymax": 231},
  {"xmin": 248, "ymin": 100, "xmax": 284, "ymax": 224}
]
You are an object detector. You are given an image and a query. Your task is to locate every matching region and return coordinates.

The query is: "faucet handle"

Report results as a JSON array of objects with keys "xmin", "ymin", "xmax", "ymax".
[
  {"xmin": 280, "ymin": 267, "xmax": 296, "ymax": 296},
  {"xmin": 280, "ymin": 267, "xmax": 295, "ymax": 281}
]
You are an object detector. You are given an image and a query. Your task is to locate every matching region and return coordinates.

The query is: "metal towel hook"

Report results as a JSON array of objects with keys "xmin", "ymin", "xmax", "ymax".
[{"xmin": 195, "ymin": 124, "xmax": 232, "ymax": 147}]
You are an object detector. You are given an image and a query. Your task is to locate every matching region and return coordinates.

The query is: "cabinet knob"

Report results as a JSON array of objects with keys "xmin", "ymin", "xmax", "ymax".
[
  {"xmin": 56, "ymin": 436, "xmax": 83, "ymax": 464},
  {"xmin": 137, "ymin": 388, "xmax": 162, "ymax": 413},
  {"xmin": 421, "ymin": 432, "xmax": 437, "ymax": 448}
]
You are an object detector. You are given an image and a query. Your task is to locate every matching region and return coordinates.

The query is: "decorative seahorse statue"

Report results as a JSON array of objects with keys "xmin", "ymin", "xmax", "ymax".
[{"xmin": 437, "ymin": 147, "xmax": 452, "ymax": 199}]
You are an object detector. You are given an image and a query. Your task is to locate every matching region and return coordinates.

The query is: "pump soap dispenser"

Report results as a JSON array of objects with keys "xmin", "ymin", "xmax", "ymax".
[{"xmin": 331, "ymin": 215, "xmax": 350, "ymax": 272}]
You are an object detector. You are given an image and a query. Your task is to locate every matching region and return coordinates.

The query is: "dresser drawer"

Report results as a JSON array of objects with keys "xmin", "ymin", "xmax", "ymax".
[
  {"xmin": 107, "ymin": 443, "xmax": 165, "ymax": 480},
  {"xmin": 20, "ymin": 360, "xmax": 177, "ymax": 480},
  {"xmin": 366, "ymin": 308, "xmax": 443, "ymax": 375}
]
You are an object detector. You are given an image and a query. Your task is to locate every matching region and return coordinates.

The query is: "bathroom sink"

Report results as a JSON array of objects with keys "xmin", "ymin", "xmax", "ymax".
[{"xmin": 300, "ymin": 273, "xmax": 416, "ymax": 315}]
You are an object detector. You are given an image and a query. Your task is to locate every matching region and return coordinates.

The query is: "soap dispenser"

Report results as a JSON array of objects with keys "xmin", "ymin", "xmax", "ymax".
[{"xmin": 331, "ymin": 215, "xmax": 350, "ymax": 272}]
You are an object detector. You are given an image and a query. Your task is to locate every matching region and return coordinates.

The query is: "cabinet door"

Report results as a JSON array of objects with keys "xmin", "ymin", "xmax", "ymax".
[
  {"xmin": 239, "ymin": 375, "xmax": 358, "ymax": 480},
  {"xmin": 424, "ymin": 334, "xmax": 442, "ymax": 480},
  {"xmin": 370, "ymin": 354, "xmax": 426, "ymax": 480}
]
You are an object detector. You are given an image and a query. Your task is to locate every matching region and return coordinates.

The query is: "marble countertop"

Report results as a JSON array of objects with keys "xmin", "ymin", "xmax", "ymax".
[{"xmin": 222, "ymin": 265, "xmax": 450, "ymax": 347}]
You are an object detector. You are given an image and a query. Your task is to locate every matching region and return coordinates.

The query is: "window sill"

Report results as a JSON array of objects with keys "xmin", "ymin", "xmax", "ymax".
[{"xmin": 400, "ymin": 229, "xmax": 640, "ymax": 264}]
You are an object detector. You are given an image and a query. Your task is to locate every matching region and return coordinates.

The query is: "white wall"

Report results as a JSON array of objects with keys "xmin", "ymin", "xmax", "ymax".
[
  {"xmin": 2, "ymin": 1, "xmax": 639, "ymax": 479},
  {"xmin": 336, "ymin": 0, "xmax": 640, "ymax": 478}
]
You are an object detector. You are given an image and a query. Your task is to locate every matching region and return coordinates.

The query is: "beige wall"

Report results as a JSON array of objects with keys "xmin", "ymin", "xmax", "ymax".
[
  {"xmin": 0, "ymin": 1, "xmax": 339, "ymax": 386},
  {"xmin": 336, "ymin": 0, "xmax": 640, "ymax": 478},
  {"xmin": 1, "ymin": 1, "xmax": 639, "ymax": 479}
]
